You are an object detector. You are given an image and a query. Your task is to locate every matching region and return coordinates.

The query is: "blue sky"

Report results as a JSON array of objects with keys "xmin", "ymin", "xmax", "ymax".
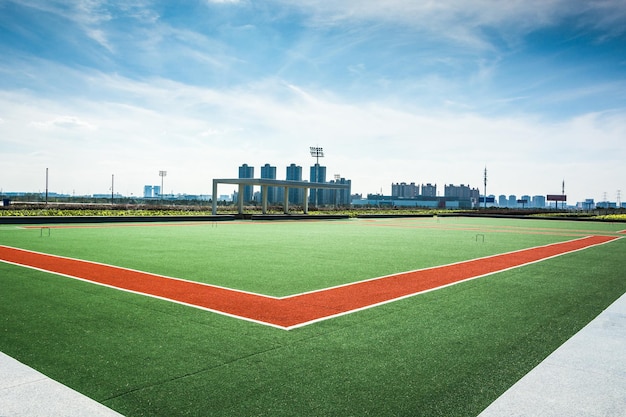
[{"xmin": 1, "ymin": 0, "xmax": 625, "ymax": 203}]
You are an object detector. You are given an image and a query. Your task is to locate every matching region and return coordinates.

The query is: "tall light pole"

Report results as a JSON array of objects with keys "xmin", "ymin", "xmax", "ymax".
[
  {"xmin": 45, "ymin": 167, "xmax": 49, "ymax": 205},
  {"xmin": 310, "ymin": 147, "xmax": 324, "ymax": 208},
  {"xmin": 334, "ymin": 174, "xmax": 341, "ymax": 207},
  {"xmin": 159, "ymin": 170, "xmax": 167, "ymax": 201},
  {"xmin": 483, "ymin": 166, "xmax": 487, "ymax": 209},
  {"xmin": 111, "ymin": 174, "xmax": 115, "ymax": 205}
]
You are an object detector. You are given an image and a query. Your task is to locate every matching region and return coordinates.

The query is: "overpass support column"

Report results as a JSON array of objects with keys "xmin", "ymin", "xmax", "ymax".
[
  {"xmin": 303, "ymin": 188, "xmax": 309, "ymax": 214},
  {"xmin": 261, "ymin": 185, "xmax": 268, "ymax": 214},
  {"xmin": 283, "ymin": 187, "xmax": 290, "ymax": 214},
  {"xmin": 237, "ymin": 184, "xmax": 244, "ymax": 214},
  {"xmin": 212, "ymin": 180, "xmax": 218, "ymax": 215}
]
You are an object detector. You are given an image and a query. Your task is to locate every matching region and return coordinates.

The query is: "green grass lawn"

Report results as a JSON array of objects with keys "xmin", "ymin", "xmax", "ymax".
[
  {"xmin": 1, "ymin": 217, "xmax": 624, "ymax": 416},
  {"xmin": 1, "ymin": 217, "xmax": 620, "ymax": 295}
]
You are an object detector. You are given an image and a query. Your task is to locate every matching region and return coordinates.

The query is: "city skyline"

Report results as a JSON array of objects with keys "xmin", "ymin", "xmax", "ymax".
[
  {"xmin": 1, "ymin": 1, "xmax": 624, "ymax": 204},
  {"xmin": 4, "ymin": 161, "xmax": 606, "ymax": 208}
]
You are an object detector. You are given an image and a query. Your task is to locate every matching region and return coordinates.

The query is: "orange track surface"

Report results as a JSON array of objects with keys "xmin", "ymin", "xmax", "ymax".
[{"xmin": 0, "ymin": 235, "xmax": 618, "ymax": 329}]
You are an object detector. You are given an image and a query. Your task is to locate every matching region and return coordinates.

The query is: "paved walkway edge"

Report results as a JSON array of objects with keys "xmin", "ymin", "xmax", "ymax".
[
  {"xmin": 478, "ymin": 291, "xmax": 626, "ymax": 417},
  {"xmin": 0, "ymin": 353, "xmax": 123, "ymax": 417}
]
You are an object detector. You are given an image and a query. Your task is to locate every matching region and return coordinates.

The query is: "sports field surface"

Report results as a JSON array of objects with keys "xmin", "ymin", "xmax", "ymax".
[{"xmin": 1, "ymin": 216, "xmax": 624, "ymax": 416}]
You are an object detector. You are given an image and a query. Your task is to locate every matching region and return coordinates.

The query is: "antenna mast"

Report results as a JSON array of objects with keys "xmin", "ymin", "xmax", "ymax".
[{"xmin": 483, "ymin": 166, "xmax": 487, "ymax": 209}]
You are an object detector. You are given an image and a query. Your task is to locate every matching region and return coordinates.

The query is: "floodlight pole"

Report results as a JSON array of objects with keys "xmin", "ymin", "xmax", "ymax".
[
  {"xmin": 309, "ymin": 147, "xmax": 324, "ymax": 208},
  {"xmin": 159, "ymin": 170, "xmax": 167, "ymax": 201},
  {"xmin": 111, "ymin": 174, "xmax": 114, "ymax": 205}
]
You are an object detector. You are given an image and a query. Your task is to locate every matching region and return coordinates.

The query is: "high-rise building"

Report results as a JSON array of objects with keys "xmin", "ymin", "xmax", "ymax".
[
  {"xmin": 309, "ymin": 163, "xmax": 327, "ymax": 205},
  {"xmin": 238, "ymin": 164, "xmax": 254, "ymax": 203},
  {"xmin": 445, "ymin": 184, "xmax": 480, "ymax": 207},
  {"xmin": 532, "ymin": 195, "xmax": 546, "ymax": 208},
  {"xmin": 391, "ymin": 182, "xmax": 419, "ymax": 198},
  {"xmin": 143, "ymin": 185, "xmax": 154, "ymax": 198},
  {"xmin": 421, "ymin": 183, "xmax": 437, "ymax": 197},
  {"xmin": 286, "ymin": 163, "xmax": 303, "ymax": 205},
  {"xmin": 260, "ymin": 163, "xmax": 277, "ymax": 204},
  {"xmin": 444, "ymin": 184, "xmax": 478, "ymax": 199},
  {"xmin": 508, "ymin": 195, "xmax": 517, "ymax": 207},
  {"xmin": 498, "ymin": 195, "xmax": 507, "ymax": 207},
  {"xmin": 330, "ymin": 177, "xmax": 352, "ymax": 206}
]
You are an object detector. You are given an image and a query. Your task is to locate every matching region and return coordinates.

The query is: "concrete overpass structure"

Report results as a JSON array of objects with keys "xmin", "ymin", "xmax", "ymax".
[{"xmin": 212, "ymin": 178, "xmax": 351, "ymax": 215}]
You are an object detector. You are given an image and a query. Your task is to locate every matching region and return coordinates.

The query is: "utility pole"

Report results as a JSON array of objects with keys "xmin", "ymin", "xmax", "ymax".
[{"xmin": 45, "ymin": 167, "xmax": 49, "ymax": 205}]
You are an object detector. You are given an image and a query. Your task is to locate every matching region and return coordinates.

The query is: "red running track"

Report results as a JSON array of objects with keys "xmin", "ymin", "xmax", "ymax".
[{"xmin": 0, "ymin": 235, "xmax": 619, "ymax": 329}]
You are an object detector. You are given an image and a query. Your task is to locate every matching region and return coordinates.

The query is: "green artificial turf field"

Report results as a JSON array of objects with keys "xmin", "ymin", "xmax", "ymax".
[{"xmin": 1, "ymin": 217, "xmax": 624, "ymax": 416}]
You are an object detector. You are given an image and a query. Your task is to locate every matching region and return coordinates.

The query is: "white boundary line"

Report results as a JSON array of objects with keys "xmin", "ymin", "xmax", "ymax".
[
  {"xmin": 0, "ymin": 245, "xmax": 279, "ymax": 299},
  {"xmin": 281, "ymin": 235, "xmax": 616, "ymax": 299},
  {"xmin": 0, "ymin": 236, "xmax": 602, "ymax": 301},
  {"xmin": 283, "ymin": 235, "xmax": 622, "ymax": 329},
  {"xmin": 0, "ymin": 236, "xmax": 621, "ymax": 330},
  {"xmin": 0, "ymin": 257, "xmax": 288, "ymax": 330}
]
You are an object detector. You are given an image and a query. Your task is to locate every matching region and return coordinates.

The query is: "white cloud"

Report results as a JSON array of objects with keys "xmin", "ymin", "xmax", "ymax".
[
  {"xmin": 32, "ymin": 115, "xmax": 97, "ymax": 130},
  {"xmin": 1, "ymin": 70, "xmax": 623, "ymax": 202}
]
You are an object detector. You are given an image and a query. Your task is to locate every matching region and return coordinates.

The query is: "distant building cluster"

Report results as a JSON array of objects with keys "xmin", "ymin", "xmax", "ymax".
[
  {"xmin": 143, "ymin": 185, "xmax": 161, "ymax": 198},
  {"xmin": 235, "ymin": 163, "xmax": 352, "ymax": 207},
  {"xmin": 354, "ymin": 182, "xmax": 482, "ymax": 209},
  {"xmin": 352, "ymin": 181, "xmax": 606, "ymax": 210},
  {"xmin": 390, "ymin": 182, "xmax": 437, "ymax": 198},
  {"xmin": 494, "ymin": 194, "xmax": 546, "ymax": 208},
  {"xmin": 1, "ymin": 166, "xmax": 623, "ymax": 211},
  {"xmin": 141, "ymin": 185, "xmax": 209, "ymax": 201}
]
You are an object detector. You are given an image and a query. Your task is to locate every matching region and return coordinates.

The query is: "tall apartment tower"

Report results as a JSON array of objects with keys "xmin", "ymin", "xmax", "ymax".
[
  {"xmin": 331, "ymin": 177, "xmax": 352, "ymax": 206},
  {"xmin": 421, "ymin": 183, "xmax": 437, "ymax": 197},
  {"xmin": 260, "ymin": 163, "xmax": 277, "ymax": 204},
  {"xmin": 309, "ymin": 163, "xmax": 327, "ymax": 205},
  {"xmin": 238, "ymin": 164, "xmax": 254, "ymax": 203},
  {"xmin": 532, "ymin": 195, "xmax": 546, "ymax": 208},
  {"xmin": 391, "ymin": 182, "xmax": 419, "ymax": 198},
  {"xmin": 285, "ymin": 163, "xmax": 303, "ymax": 205},
  {"xmin": 508, "ymin": 195, "xmax": 517, "ymax": 207},
  {"xmin": 445, "ymin": 184, "xmax": 480, "ymax": 207}
]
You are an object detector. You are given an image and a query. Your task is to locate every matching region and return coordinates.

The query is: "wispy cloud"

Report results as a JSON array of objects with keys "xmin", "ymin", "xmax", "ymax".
[
  {"xmin": 274, "ymin": 0, "xmax": 626, "ymax": 51},
  {"xmin": 1, "ymin": 68, "xmax": 623, "ymax": 199},
  {"xmin": 0, "ymin": 0, "xmax": 624, "ymax": 202},
  {"xmin": 32, "ymin": 115, "xmax": 97, "ymax": 130}
]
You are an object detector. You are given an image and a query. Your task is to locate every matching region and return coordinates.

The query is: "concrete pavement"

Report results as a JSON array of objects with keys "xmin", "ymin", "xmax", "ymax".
[
  {"xmin": 478, "ymin": 291, "xmax": 626, "ymax": 417},
  {"xmin": 0, "ymin": 353, "xmax": 123, "ymax": 417}
]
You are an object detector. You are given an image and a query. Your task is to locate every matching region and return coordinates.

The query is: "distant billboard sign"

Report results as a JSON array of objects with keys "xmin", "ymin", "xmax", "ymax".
[{"xmin": 547, "ymin": 194, "xmax": 567, "ymax": 202}]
